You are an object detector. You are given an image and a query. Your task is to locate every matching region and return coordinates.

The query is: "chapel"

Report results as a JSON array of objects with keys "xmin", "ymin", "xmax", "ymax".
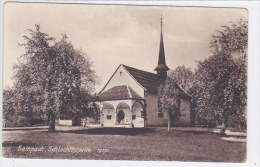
[{"xmin": 97, "ymin": 19, "xmax": 192, "ymax": 128}]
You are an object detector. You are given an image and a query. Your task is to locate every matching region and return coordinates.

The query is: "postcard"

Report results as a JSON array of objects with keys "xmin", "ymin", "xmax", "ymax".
[{"xmin": 1, "ymin": 1, "xmax": 257, "ymax": 167}]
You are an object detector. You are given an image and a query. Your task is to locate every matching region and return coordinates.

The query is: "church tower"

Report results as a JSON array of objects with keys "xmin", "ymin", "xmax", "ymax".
[{"xmin": 154, "ymin": 15, "xmax": 170, "ymax": 80}]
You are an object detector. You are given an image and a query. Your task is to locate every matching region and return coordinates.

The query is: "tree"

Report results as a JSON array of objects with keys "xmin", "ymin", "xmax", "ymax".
[
  {"xmin": 193, "ymin": 53, "xmax": 235, "ymax": 128},
  {"xmin": 193, "ymin": 19, "xmax": 248, "ymax": 134},
  {"xmin": 3, "ymin": 89, "xmax": 17, "ymax": 127},
  {"xmin": 168, "ymin": 66, "xmax": 196, "ymax": 126},
  {"xmin": 210, "ymin": 19, "xmax": 248, "ymax": 55},
  {"xmin": 168, "ymin": 65, "xmax": 195, "ymax": 94},
  {"xmin": 158, "ymin": 77, "xmax": 181, "ymax": 132},
  {"xmin": 13, "ymin": 25, "xmax": 97, "ymax": 131},
  {"xmin": 86, "ymin": 101, "xmax": 101, "ymax": 124},
  {"xmin": 223, "ymin": 55, "xmax": 247, "ymax": 131}
]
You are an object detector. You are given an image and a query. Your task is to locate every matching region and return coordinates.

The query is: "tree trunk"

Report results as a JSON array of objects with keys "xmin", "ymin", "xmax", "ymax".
[
  {"xmin": 47, "ymin": 114, "xmax": 50, "ymax": 125},
  {"xmin": 168, "ymin": 114, "xmax": 171, "ymax": 132},
  {"xmin": 48, "ymin": 112, "xmax": 55, "ymax": 132},
  {"xmin": 220, "ymin": 119, "xmax": 227, "ymax": 136}
]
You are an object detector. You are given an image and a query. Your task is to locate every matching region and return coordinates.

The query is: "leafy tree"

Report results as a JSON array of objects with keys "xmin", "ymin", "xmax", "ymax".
[
  {"xmin": 223, "ymin": 55, "xmax": 247, "ymax": 131},
  {"xmin": 168, "ymin": 65, "xmax": 194, "ymax": 94},
  {"xmin": 193, "ymin": 53, "xmax": 235, "ymax": 127},
  {"xmin": 210, "ymin": 19, "xmax": 248, "ymax": 55},
  {"xmin": 86, "ymin": 101, "xmax": 101, "ymax": 124},
  {"xmin": 168, "ymin": 66, "xmax": 196, "ymax": 126},
  {"xmin": 193, "ymin": 19, "xmax": 247, "ymax": 134},
  {"xmin": 3, "ymin": 89, "xmax": 17, "ymax": 126},
  {"xmin": 158, "ymin": 77, "xmax": 181, "ymax": 132},
  {"xmin": 12, "ymin": 25, "xmax": 97, "ymax": 131}
]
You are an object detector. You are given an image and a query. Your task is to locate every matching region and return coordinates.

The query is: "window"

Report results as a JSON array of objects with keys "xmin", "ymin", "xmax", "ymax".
[
  {"xmin": 177, "ymin": 99, "xmax": 181, "ymax": 118},
  {"xmin": 158, "ymin": 112, "xmax": 163, "ymax": 117},
  {"xmin": 106, "ymin": 115, "xmax": 112, "ymax": 120},
  {"xmin": 132, "ymin": 115, "xmax": 136, "ymax": 120},
  {"xmin": 158, "ymin": 99, "xmax": 163, "ymax": 117}
]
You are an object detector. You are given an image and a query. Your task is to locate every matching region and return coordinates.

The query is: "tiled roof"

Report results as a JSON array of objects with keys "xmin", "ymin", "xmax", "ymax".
[
  {"xmin": 129, "ymin": 87, "xmax": 144, "ymax": 99},
  {"xmin": 123, "ymin": 64, "xmax": 191, "ymax": 99},
  {"xmin": 98, "ymin": 85, "xmax": 144, "ymax": 101},
  {"xmin": 122, "ymin": 64, "xmax": 165, "ymax": 93},
  {"xmin": 175, "ymin": 84, "xmax": 192, "ymax": 99}
]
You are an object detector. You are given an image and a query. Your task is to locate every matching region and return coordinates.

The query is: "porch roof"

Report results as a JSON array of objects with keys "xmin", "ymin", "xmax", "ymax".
[{"xmin": 97, "ymin": 85, "xmax": 144, "ymax": 101}]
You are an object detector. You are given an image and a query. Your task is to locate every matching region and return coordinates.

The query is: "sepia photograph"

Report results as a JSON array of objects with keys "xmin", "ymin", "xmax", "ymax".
[{"xmin": 1, "ymin": 2, "xmax": 254, "ymax": 164}]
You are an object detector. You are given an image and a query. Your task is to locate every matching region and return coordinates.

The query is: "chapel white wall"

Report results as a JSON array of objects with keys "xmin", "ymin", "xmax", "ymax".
[
  {"xmin": 100, "ymin": 65, "xmax": 145, "ymax": 98},
  {"xmin": 145, "ymin": 93, "xmax": 168, "ymax": 127}
]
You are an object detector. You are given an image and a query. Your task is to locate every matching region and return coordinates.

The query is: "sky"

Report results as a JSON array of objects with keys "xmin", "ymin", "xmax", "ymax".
[{"xmin": 3, "ymin": 3, "xmax": 248, "ymax": 92}]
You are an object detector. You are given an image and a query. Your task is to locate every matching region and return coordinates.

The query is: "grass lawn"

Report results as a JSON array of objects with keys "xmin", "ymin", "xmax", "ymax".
[{"xmin": 2, "ymin": 127, "xmax": 246, "ymax": 162}]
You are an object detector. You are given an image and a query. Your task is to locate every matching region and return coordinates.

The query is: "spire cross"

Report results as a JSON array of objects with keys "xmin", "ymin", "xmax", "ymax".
[{"xmin": 160, "ymin": 15, "xmax": 163, "ymax": 30}]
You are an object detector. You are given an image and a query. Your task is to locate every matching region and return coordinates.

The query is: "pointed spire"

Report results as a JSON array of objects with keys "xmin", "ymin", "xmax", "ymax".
[{"xmin": 154, "ymin": 15, "xmax": 170, "ymax": 77}]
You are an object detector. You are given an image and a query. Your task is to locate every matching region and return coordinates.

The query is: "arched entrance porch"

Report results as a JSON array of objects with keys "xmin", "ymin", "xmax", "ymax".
[{"xmin": 116, "ymin": 102, "xmax": 131, "ymax": 125}]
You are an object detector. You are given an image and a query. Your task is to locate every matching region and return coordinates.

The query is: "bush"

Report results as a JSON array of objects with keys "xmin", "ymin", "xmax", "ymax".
[
  {"xmin": 5, "ymin": 115, "xmax": 31, "ymax": 127},
  {"xmin": 227, "ymin": 115, "xmax": 246, "ymax": 132},
  {"xmin": 30, "ymin": 118, "xmax": 44, "ymax": 125},
  {"xmin": 17, "ymin": 116, "xmax": 31, "ymax": 127}
]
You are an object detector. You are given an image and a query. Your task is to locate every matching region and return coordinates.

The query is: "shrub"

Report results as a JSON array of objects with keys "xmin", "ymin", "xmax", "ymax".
[
  {"xmin": 5, "ymin": 115, "xmax": 31, "ymax": 127},
  {"xmin": 30, "ymin": 118, "xmax": 44, "ymax": 125}
]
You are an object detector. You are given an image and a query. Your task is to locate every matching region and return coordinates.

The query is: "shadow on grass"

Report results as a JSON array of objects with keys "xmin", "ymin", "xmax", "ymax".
[
  {"xmin": 55, "ymin": 127, "xmax": 155, "ymax": 136},
  {"xmin": 182, "ymin": 131, "xmax": 210, "ymax": 134},
  {"xmin": 2, "ymin": 141, "xmax": 38, "ymax": 147}
]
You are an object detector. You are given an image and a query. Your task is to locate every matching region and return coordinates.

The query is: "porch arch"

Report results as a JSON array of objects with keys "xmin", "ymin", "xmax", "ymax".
[
  {"xmin": 101, "ymin": 103, "xmax": 115, "ymax": 126},
  {"xmin": 116, "ymin": 102, "xmax": 130, "ymax": 124},
  {"xmin": 132, "ymin": 101, "xmax": 145, "ymax": 127},
  {"xmin": 102, "ymin": 103, "xmax": 114, "ymax": 110}
]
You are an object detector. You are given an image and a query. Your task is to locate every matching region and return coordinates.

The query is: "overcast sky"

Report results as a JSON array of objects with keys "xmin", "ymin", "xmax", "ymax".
[{"xmin": 3, "ymin": 3, "xmax": 247, "ymax": 92}]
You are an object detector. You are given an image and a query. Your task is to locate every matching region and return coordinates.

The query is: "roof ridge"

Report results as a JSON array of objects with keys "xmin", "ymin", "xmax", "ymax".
[
  {"xmin": 121, "ymin": 64, "xmax": 165, "ymax": 93},
  {"xmin": 122, "ymin": 64, "xmax": 159, "ymax": 77},
  {"xmin": 126, "ymin": 85, "xmax": 132, "ymax": 98},
  {"xmin": 175, "ymin": 83, "xmax": 192, "ymax": 98}
]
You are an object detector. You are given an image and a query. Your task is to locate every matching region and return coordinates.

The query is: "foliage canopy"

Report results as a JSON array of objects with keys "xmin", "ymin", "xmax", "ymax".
[{"xmin": 6, "ymin": 25, "xmax": 98, "ymax": 130}]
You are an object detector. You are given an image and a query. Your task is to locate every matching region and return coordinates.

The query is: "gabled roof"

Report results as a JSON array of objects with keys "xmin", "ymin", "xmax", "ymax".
[
  {"xmin": 123, "ymin": 64, "xmax": 191, "ymax": 99},
  {"xmin": 175, "ymin": 83, "xmax": 192, "ymax": 99},
  {"xmin": 122, "ymin": 64, "xmax": 164, "ymax": 94},
  {"xmin": 98, "ymin": 85, "xmax": 144, "ymax": 101},
  {"xmin": 98, "ymin": 64, "xmax": 192, "ymax": 99}
]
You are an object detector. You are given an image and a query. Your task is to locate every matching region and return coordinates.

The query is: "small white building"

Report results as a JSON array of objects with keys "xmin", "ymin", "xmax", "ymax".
[{"xmin": 97, "ymin": 20, "xmax": 192, "ymax": 128}]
